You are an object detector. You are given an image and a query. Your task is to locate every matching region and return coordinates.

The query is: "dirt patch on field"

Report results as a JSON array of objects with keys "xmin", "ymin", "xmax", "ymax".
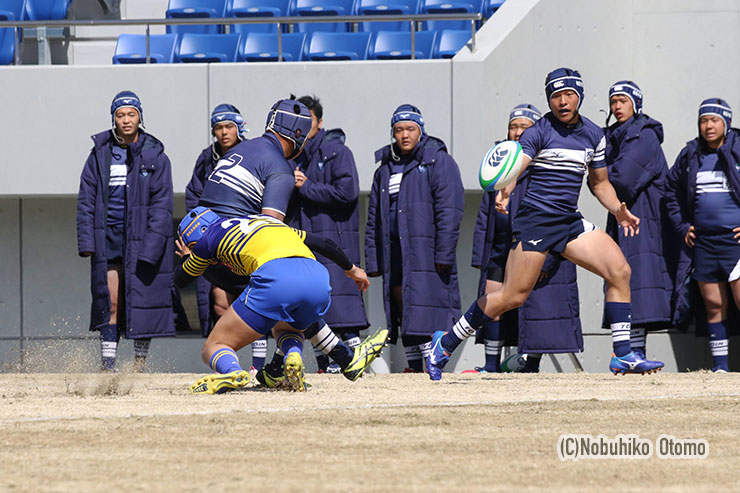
[{"xmin": 1, "ymin": 372, "xmax": 738, "ymax": 492}]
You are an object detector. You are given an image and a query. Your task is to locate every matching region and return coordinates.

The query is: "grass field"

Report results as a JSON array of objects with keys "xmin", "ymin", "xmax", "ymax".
[{"xmin": 1, "ymin": 372, "xmax": 738, "ymax": 492}]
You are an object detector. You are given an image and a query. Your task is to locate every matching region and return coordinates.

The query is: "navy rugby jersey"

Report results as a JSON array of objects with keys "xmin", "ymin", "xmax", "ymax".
[
  {"xmin": 199, "ymin": 133, "xmax": 295, "ymax": 218},
  {"xmin": 106, "ymin": 144, "xmax": 127, "ymax": 227},
  {"xmin": 694, "ymin": 148, "xmax": 740, "ymax": 233},
  {"xmin": 518, "ymin": 113, "xmax": 606, "ymax": 214}
]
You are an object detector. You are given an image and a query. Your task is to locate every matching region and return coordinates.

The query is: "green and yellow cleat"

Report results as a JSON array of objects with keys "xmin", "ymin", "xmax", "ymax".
[
  {"xmin": 283, "ymin": 351, "xmax": 307, "ymax": 392},
  {"xmin": 190, "ymin": 370, "xmax": 251, "ymax": 394},
  {"xmin": 343, "ymin": 327, "xmax": 389, "ymax": 382},
  {"xmin": 255, "ymin": 361, "xmax": 286, "ymax": 389}
]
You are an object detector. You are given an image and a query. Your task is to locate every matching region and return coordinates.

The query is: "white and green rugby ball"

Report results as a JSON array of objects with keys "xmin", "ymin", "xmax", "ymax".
[{"xmin": 478, "ymin": 140, "xmax": 524, "ymax": 191}]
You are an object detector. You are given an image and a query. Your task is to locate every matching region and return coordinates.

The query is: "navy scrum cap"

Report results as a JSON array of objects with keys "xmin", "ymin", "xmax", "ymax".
[
  {"xmin": 111, "ymin": 90, "xmax": 143, "ymax": 126},
  {"xmin": 609, "ymin": 80, "xmax": 643, "ymax": 115},
  {"xmin": 211, "ymin": 103, "xmax": 248, "ymax": 139},
  {"xmin": 545, "ymin": 67, "xmax": 584, "ymax": 109},
  {"xmin": 391, "ymin": 104, "xmax": 426, "ymax": 135},
  {"xmin": 265, "ymin": 98, "xmax": 312, "ymax": 152},
  {"xmin": 509, "ymin": 103, "xmax": 542, "ymax": 124},
  {"xmin": 699, "ymin": 98, "xmax": 732, "ymax": 135}
]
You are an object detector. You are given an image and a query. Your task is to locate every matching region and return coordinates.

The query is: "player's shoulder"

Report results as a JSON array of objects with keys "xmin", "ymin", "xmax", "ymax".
[{"xmin": 579, "ymin": 115, "xmax": 606, "ymax": 142}]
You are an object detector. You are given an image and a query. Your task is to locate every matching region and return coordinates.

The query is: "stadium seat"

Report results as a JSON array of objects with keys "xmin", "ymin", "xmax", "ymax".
[
  {"xmin": 306, "ymin": 31, "xmax": 372, "ymax": 61},
  {"xmin": 238, "ymin": 32, "xmax": 306, "ymax": 62},
  {"xmin": 24, "ymin": 0, "xmax": 71, "ymax": 20},
  {"xmin": 421, "ymin": 0, "xmax": 482, "ymax": 31},
  {"xmin": 356, "ymin": 0, "xmax": 419, "ymax": 32},
  {"xmin": 432, "ymin": 29, "xmax": 470, "ymax": 58},
  {"xmin": 176, "ymin": 33, "xmax": 240, "ymax": 63},
  {"xmin": 484, "ymin": 0, "xmax": 504, "ymax": 17},
  {"xmin": 370, "ymin": 30, "xmax": 435, "ymax": 59},
  {"xmin": 0, "ymin": 0, "xmax": 26, "ymax": 65},
  {"xmin": 166, "ymin": 0, "xmax": 228, "ymax": 35},
  {"xmin": 290, "ymin": 0, "xmax": 354, "ymax": 34},
  {"xmin": 112, "ymin": 34, "xmax": 179, "ymax": 64},
  {"xmin": 228, "ymin": 0, "xmax": 290, "ymax": 35}
]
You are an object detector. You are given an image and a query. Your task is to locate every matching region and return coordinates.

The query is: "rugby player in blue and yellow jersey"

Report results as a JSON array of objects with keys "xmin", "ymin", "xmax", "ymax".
[{"xmin": 175, "ymin": 207, "xmax": 382, "ymax": 393}]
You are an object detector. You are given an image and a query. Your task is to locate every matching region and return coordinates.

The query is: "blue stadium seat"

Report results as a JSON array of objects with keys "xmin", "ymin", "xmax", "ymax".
[
  {"xmin": 432, "ymin": 29, "xmax": 469, "ymax": 58},
  {"xmin": 484, "ymin": 0, "xmax": 504, "ymax": 17},
  {"xmin": 290, "ymin": 0, "xmax": 354, "ymax": 34},
  {"xmin": 306, "ymin": 31, "xmax": 372, "ymax": 61},
  {"xmin": 228, "ymin": 0, "xmax": 290, "ymax": 35},
  {"xmin": 0, "ymin": 0, "xmax": 26, "ymax": 65},
  {"xmin": 356, "ymin": 0, "xmax": 419, "ymax": 32},
  {"xmin": 166, "ymin": 0, "xmax": 228, "ymax": 35},
  {"xmin": 238, "ymin": 32, "xmax": 306, "ymax": 62},
  {"xmin": 421, "ymin": 0, "xmax": 482, "ymax": 31},
  {"xmin": 370, "ymin": 30, "xmax": 435, "ymax": 59},
  {"xmin": 24, "ymin": 0, "xmax": 70, "ymax": 20},
  {"xmin": 112, "ymin": 34, "xmax": 179, "ymax": 64},
  {"xmin": 176, "ymin": 33, "xmax": 240, "ymax": 63}
]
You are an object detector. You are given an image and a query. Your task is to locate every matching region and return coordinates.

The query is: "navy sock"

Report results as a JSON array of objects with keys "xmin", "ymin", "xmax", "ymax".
[
  {"xmin": 314, "ymin": 346, "xmax": 330, "ymax": 372},
  {"xmin": 630, "ymin": 327, "xmax": 646, "ymax": 355},
  {"xmin": 278, "ymin": 332, "xmax": 305, "ymax": 359},
  {"xmin": 328, "ymin": 342, "xmax": 354, "ymax": 368},
  {"xmin": 523, "ymin": 353, "xmax": 542, "ymax": 373},
  {"xmin": 482, "ymin": 320, "xmax": 501, "ymax": 371},
  {"xmin": 708, "ymin": 321, "xmax": 729, "ymax": 370},
  {"xmin": 441, "ymin": 300, "xmax": 491, "ymax": 354},
  {"xmin": 100, "ymin": 323, "xmax": 119, "ymax": 370},
  {"xmin": 404, "ymin": 345, "xmax": 423, "ymax": 372},
  {"xmin": 605, "ymin": 302, "xmax": 632, "ymax": 357}
]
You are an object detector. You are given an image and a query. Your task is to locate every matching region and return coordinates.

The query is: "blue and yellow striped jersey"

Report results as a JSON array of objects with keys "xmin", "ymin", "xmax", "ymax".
[{"xmin": 182, "ymin": 215, "xmax": 315, "ymax": 278}]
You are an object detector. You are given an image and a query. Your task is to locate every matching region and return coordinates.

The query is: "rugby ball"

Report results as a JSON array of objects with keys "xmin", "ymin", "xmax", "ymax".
[
  {"xmin": 501, "ymin": 352, "xmax": 527, "ymax": 373},
  {"xmin": 478, "ymin": 140, "xmax": 524, "ymax": 191}
]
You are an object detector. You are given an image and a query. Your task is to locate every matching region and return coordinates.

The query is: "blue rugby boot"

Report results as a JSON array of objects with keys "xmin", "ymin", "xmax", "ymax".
[
  {"xmin": 609, "ymin": 352, "xmax": 664, "ymax": 375},
  {"xmin": 426, "ymin": 331, "xmax": 450, "ymax": 381}
]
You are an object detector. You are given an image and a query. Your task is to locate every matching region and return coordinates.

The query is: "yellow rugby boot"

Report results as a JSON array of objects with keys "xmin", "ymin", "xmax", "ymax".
[
  {"xmin": 343, "ymin": 328, "xmax": 389, "ymax": 382},
  {"xmin": 190, "ymin": 370, "xmax": 250, "ymax": 394}
]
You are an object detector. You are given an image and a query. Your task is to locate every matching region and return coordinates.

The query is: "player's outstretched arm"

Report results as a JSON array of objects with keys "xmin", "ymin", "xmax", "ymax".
[
  {"xmin": 302, "ymin": 232, "xmax": 369, "ymax": 292},
  {"xmin": 588, "ymin": 167, "xmax": 640, "ymax": 236}
]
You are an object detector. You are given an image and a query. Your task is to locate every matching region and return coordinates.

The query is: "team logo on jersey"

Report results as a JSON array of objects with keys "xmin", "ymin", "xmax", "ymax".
[{"xmin": 585, "ymin": 149, "xmax": 594, "ymax": 162}]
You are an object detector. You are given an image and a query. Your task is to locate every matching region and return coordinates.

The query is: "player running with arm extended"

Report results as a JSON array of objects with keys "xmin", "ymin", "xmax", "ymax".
[
  {"xmin": 176, "ymin": 209, "xmax": 380, "ymax": 393},
  {"xmin": 426, "ymin": 67, "xmax": 664, "ymax": 380}
]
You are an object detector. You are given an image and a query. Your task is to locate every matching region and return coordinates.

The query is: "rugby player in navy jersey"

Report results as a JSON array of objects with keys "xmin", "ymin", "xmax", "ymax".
[
  {"xmin": 665, "ymin": 99, "xmax": 740, "ymax": 373},
  {"xmin": 176, "ymin": 209, "xmax": 383, "ymax": 393},
  {"xmin": 427, "ymin": 67, "xmax": 665, "ymax": 379}
]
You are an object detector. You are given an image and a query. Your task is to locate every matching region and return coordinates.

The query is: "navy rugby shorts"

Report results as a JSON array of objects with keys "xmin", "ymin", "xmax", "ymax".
[
  {"xmin": 692, "ymin": 230, "xmax": 740, "ymax": 283},
  {"xmin": 512, "ymin": 202, "xmax": 597, "ymax": 253}
]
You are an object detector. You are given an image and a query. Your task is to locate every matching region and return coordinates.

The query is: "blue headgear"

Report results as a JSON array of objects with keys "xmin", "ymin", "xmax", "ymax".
[
  {"xmin": 211, "ymin": 103, "xmax": 248, "ymax": 139},
  {"xmin": 391, "ymin": 104, "xmax": 426, "ymax": 135},
  {"xmin": 265, "ymin": 99, "xmax": 312, "ymax": 158},
  {"xmin": 609, "ymin": 80, "xmax": 643, "ymax": 115},
  {"xmin": 545, "ymin": 67, "xmax": 584, "ymax": 109},
  {"xmin": 178, "ymin": 207, "xmax": 220, "ymax": 247},
  {"xmin": 110, "ymin": 90, "xmax": 144, "ymax": 127},
  {"xmin": 698, "ymin": 98, "xmax": 732, "ymax": 136},
  {"xmin": 509, "ymin": 103, "xmax": 542, "ymax": 124}
]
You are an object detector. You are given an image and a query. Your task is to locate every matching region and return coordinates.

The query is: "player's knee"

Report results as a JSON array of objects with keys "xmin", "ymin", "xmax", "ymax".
[
  {"xmin": 505, "ymin": 290, "xmax": 529, "ymax": 311},
  {"xmin": 610, "ymin": 259, "xmax": 631, "ymax": 287}
]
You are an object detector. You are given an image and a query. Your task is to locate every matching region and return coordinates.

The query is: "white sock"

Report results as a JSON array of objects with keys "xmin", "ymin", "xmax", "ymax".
[
  {"xmin": 251, "ymin": 339, "xmax": 267, "ymax": 359},
  {"xmin": 344, "ymin": 336, "xmax": 361, "ymax": 349},
  {"xmin": 484, "ymin": 339, "xmax": 503, "ymax": 357},
  {"xmin": 404, "ymin": 345, "xmax": 422, "ymax": 363},
  {"xmin": 133, "ymin": 339, "xmax": 150, "ymax": 359},
  {"xmin": 101, "ymin": 341, "xmax": 118, "ymax": 360},
  {"xmin": 630, "ymin": 328, "xmax": 646, "ymax": 353}
]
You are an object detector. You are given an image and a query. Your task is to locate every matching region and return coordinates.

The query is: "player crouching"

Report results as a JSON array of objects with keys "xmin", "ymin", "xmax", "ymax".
[{"xmin": 176, "ymin": 207, "xmax": 385, "ymax": 393}]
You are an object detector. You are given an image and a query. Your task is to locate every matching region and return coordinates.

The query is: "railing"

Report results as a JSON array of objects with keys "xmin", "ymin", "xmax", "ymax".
[{"xmin": 0, "ymin": 12, "xmax": 482, "ymax": 65}]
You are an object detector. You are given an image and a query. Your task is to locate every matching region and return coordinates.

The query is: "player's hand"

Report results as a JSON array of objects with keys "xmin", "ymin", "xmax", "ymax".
[
  {"xmin": 614, "ymin": 202, "xmax": 639, "ymax": 237},
  {"xmin": 685, "ymin": 225, "xmax": 696, "ymax": 247},
  {"xmin": 345, "ymin": 265, "xmax": 370, "ymax": 293},
  {"xmin": 294, "ymin": 167, "xmax": 307, "ymax": 189},
  {"xmin": 495, "ymin": 185, "xmax": 513, "ymax": 214},
  {"xmin": 733, "ymin": 226, "xmax": 740, "ymax": 243},
  {"xmin": 175, "ymin": 237, "xmax": 191, "ymax": 258}
]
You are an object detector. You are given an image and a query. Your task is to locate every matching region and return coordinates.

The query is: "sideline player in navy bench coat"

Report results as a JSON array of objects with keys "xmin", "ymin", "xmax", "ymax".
[
  {"xmin": 602, "ymin": 81, "xmax": 673, "ymax": 355},
  {"xmin": 365, "ymin": 104, "xmax": 464, "ymax": 361},
  {"xmin": 186, "ymin": 104, "xmax": 248, "ymax": 337},
  {"xmin": 288, "ymin": 95, "xmax": 369, "ymax": 372},
  {"xmin": 77, "ymin": 91, "xmax": 175, "ymax": 371},
  {"xmin": 471, "ymin": 104, "xmax": 582, "ymax": 373},
  {"xmin": 664, "ymin": 98, "xmax": 740, "ymax": 372}
]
